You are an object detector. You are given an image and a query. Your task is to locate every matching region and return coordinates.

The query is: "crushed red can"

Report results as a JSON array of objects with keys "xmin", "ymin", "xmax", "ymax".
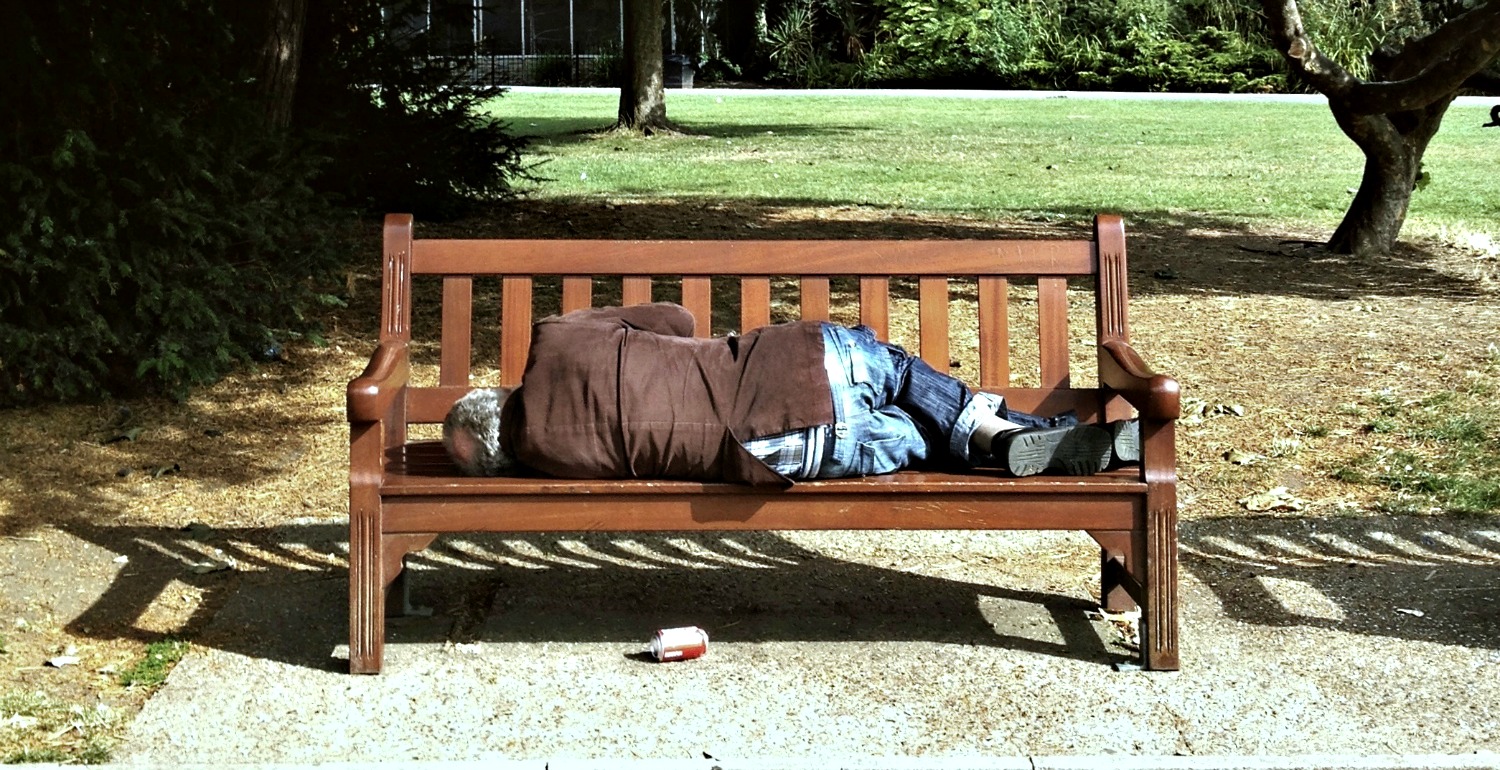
[{"xmin": 648, "ymin": 626, "xmax": 709, "ymax": 662}]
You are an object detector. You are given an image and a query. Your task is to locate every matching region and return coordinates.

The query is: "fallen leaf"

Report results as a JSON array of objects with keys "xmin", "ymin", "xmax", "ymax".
[
  {"xmin": 188, "ymin": 556, "xmax": 235, "ymax": 574},
  {"xmin": 103, "ymin": 427, "xmax": 143, "ymax": 444},
  {"xmin": 1238, "ymin": 486, "xmax": 1305, "ymax": 512},
  {"xmin": 1224, "ymin": 449, "xmax": 1262, "ymax": 466}
]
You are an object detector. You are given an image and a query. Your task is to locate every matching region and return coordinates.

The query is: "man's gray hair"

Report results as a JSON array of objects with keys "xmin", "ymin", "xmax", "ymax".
[{"xmin": 442, "ymin": 387, "xmax": 518, "ymax": 476}]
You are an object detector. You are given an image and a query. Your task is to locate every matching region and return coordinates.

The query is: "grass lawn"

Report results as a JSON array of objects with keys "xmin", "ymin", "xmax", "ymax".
[{"xmin": 490, "ymin": 91, "xmax": 1498, "ymax": 245}]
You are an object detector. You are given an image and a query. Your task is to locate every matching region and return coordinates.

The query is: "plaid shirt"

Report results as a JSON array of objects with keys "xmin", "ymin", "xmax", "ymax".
[{"xmin": 741, "ymin": 424, "xmax": 830, "ymax": 480}]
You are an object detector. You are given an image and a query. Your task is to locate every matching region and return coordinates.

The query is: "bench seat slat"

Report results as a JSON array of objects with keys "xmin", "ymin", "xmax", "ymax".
[
  {"xmin": 383, "ymin": 442, "xmax": 1145, "ymax": 496},
  {"xmin": 383, "ymin": 494, "xmax": 1143, "ymax": 533},
  {"xmin": 413, "ymin": 239, "xmax": 1098, "ymax": 276}
]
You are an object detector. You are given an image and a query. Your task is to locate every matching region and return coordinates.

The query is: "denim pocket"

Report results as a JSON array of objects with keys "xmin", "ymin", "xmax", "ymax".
[{"xmin": 856, "ymin": 436, "xmax": 908, "ymax": 476}]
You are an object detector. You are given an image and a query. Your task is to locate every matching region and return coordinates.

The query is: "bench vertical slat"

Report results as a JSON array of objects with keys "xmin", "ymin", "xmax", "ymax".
[
  {"xmin": 978, "ymin": 277, "xmax": 1010, "ymax": 389},
  {"xmin": 741, "ymin": 277, "xmax": 771, "ymax": 332},
  {"xmin": 440, "ymin": 276, "xmax": 473, "ymax": 387},
  {"xmin": 799, "ymin": 277, "xmax": 830, "ymax": 321},
  {"xmin": 1038, "ymin": 276, "xmax": 1070, "ymax": 389},
  {"xmin": 500, "ymin": 277, "xmax": 532, "ymax": 387},
  {"xmin": 681, "ymin": 277, "xmax": 713, "ymax": 337},
  {"xmin": 382, "ymin": 214, "xmax": 414, "ymax": 343},
  {"xmin": 859, "ymin": 277, "xmax": 890, "ymax": 339},
  {"xmin": 1095, "ymin": 215, "xmax": 1133, "ymax": 422},
  {"xmin": 918, "ymin": 276, "xmax": 949, "ymax": 373},
  {"xmin": 1095, "ymin": 215, "xmax": 1129, "ymax": 344},
  {"xmin": 622, "ymin": 276, "xmax": 653, "ymax": 305},
  {"xmin": 561, "ymin": 276, "xmax": 592, "ymax": 313}
]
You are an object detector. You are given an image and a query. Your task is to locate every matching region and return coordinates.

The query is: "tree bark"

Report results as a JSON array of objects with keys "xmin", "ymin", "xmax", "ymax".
[
  {"xmin": 616, "ymin": 0, "xmax": 674, "ymax": 134},
  {"xmin": 1260, "ymin": 0, "xmax": 1500, "ymax": 256},
  {"xmin": 1325, "ymin": 102, "xmax": 1450, "ymax": 256},
  {"xmin": 257, "ymin": 0, "xmax": 308, "ymax": 131}
]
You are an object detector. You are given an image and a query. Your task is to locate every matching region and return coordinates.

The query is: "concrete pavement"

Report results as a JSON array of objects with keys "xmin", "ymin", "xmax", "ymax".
[{"xmin": 63, "ymin": 516, "xmax": 1499, "ymax": 767}]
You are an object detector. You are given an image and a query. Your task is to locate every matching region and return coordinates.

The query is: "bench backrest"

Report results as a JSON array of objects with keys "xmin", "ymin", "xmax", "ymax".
[{"xmin": 377, "ymin": 213, "xmax": 1132, "ymax": 427}]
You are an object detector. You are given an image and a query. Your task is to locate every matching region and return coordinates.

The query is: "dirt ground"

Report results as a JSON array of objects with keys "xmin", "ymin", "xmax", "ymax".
[{"xmin": 2, "ymin": 199, "xmax": 1498, "ymax": 760}]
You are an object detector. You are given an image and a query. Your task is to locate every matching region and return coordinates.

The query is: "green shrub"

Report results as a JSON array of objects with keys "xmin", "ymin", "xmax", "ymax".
[
  {"xmin": 295, "ymin": 0, "xmax": 533, "ymax": 221},
  {"xmin": 0, "ymin": 2, "xmax": 346, "ymax": 404},
  {"xmin": 859, "ymin": 0, "xmax": 1284, "ymax": 91},
  {"xmin": 1, "ymin": 1, "xmax": 532, "ymax": 404},
  {"xmin": 862, "ymin": 0, "xmax": 1034, "ymax": 84}
]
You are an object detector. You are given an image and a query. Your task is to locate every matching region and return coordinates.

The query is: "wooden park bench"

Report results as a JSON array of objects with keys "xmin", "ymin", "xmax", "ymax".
[{"xmin": 347, "ymin": 213, "xmax": 1181, "ymax": 674}]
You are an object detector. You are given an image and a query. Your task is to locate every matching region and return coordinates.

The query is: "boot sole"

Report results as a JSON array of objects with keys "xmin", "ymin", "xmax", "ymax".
[
  {"xmin": 1002, "ymin": 425, "xmax": 1112, "ymax": 477},
  {"xmin": 1112, "ymin": 419, "xmax": 1141, "ymax": 464}
]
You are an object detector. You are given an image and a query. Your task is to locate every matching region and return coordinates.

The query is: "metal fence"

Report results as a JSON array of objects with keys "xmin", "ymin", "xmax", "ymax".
[{"xmin": 393, "ymin": 0, "xmax": 706, "ymax": 87}]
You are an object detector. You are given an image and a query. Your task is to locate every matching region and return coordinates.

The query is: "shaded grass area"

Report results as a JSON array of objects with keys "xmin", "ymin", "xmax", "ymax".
[{"xmin": 491, "ymin": 92, "xmax": 1500, "ymax": 243}]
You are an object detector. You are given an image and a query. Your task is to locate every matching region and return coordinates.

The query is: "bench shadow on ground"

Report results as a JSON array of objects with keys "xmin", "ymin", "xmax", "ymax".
[
  {"xmin": 1179, "ymin": 515, "xmax": 1500, "ymax": 650},
  {"xmin": 57, "ymin": 514, "xmax": 1500, "ymax": 673}
]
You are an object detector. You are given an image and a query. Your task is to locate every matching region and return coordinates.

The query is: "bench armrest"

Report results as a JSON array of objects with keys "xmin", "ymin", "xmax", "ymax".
[
  {"xmin": 1099, "ymin": 340, "xmax": 1180, "ymax": 421},
  {"xmin": 347, "ymin": 341, "xmax": 411, "ymax": 424}
]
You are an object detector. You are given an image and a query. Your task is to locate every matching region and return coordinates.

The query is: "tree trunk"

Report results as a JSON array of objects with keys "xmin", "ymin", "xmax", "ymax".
[
  {"xmin": 257, "ymin": 0, "xmax": 308, "ymax": 131},
  {"xmin": 1259, "ymin": 0, "xmax": 1500, "ymax": 256},
  {"xmin": 617, "ymin": 0, "xmax": 674, "ymax": 133},
  {"xmin": 617, "ymin": 0, "xmax": 667, "ymax": 130},
  {"xmin": 1325, "ymin": 99, "xmax": 1451, "ymax": 256}
]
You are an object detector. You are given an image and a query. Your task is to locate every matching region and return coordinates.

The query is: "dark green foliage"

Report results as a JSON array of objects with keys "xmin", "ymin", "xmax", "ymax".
[
  {"xmin": 1, "ymin": 2, "xmax": 345, "ymax": 404},
  {"xmin": 860, "ymin": 0, "xmax": 1285, "ymax": 91},
  {"xmin": 1, "ymin": 1, "xmax": 531, "ymax": 404},
  {"xmin": 297, "ymin": 0, "xmax": 533, "ymax": 220}
]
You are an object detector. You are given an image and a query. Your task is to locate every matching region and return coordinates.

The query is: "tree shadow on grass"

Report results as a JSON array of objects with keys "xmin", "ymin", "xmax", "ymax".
[{"xmin": 518, "ymin": 120, "xmax": 880, "ymax": 147}]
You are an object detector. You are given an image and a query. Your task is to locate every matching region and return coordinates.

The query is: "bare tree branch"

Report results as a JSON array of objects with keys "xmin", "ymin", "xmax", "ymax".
[
  {"xmin": 1260, "ymin": 0, "xmax": 1361, "ymax": 96},
  {"xmin": 1383, "ymin": 1, "xmax": 1500, "ymax": 76},
  {"xmin": 1262, "ymin": 0, "xmax": 1500, "ymax": 114},
  {"xmin": 1347, "ymin": 5, "xmax": 1500, "ymax": 112}
]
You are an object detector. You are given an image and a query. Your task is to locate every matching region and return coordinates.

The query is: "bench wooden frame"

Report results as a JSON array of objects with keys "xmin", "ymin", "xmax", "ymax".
[{"xmin": 347, "ymin": 213, "xmax": 1181, "ymax": 674}]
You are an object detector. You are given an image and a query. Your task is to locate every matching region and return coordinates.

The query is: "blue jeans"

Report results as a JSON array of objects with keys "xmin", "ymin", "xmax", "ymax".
[{"xmin": 815, "ymin": 324, "xmax": 1072, "ymax": 478}]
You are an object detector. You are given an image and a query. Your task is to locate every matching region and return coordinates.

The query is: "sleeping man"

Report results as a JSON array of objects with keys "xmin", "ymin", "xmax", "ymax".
[{"xmin": 442, "ymin": 303, "xmax": 1137, "ymax": 486}]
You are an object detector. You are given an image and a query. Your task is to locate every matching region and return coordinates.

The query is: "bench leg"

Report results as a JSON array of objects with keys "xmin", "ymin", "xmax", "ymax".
[
  {"xmin": 384, "ymin": 535, "xmax": 437, "ymax": 618},
  {"xmin": 1094, "ymin": 532, "xmax": 1139, "ymax": 614},
  {"xmin": 349, "ymin": 482, "xmax": 385, "ymax": 675},
  {"xmin": 1141, "ymin": 500, "xmax": 1180, "ymax": 670}
]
